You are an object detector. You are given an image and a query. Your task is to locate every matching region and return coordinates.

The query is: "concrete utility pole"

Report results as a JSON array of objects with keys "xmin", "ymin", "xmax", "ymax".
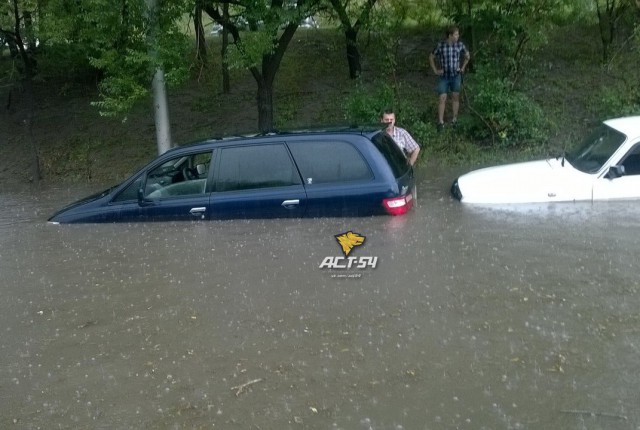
[
  {"xmin": 151, "ymin": 67, "xmax": 172, "ymax": 154},
  {"xmin": 146, "ymin": 0, "xmax": 172, "ymax": 155}
]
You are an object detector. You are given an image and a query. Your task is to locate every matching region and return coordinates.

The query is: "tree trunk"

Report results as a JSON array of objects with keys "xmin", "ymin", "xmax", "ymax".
[
  {"xmin": 251, "ymin": 21, "xmax": 299, "ymax": 132},
  {"xmin": 256, "ymin": 78, "xmax": 274, "ymax": 133},
  {"xmin": 329, "ymin": 0, "xmax": 376, "ymax": 79},
  {"xmin": 465, "ymin": 0, "xmax": 475, "ymax": 73},
  {"xmin": 11, "ymin": 0, "xmax": 40, "ymax": 183},
  {"xmin": 201, "ymin": 2, "xmax": 300, "ymax": 132},
  {"xmin": 194, "ymin": 4, "xmax": 207, "ymax": 64},
  {"xmin": 221, "ymin": 3, "xmax": 230, "ymax": 93},
  {"xmin": 597, "ymin": 5, "xmax": 612, "ymax": 62},
  {"xmin": 596, "ymin": 0, "xmax": 623, "ymax": 63},
  {"xmin": 5, "ymin": 36, "xmax": 20, "ymax": 60},
  {"xmin": 23, "ymin": 72, "xmax": 41, "ymax": 184},
  {"xmin": 345, "ymin": 27, "xmax": 361, "ymax": 79}
]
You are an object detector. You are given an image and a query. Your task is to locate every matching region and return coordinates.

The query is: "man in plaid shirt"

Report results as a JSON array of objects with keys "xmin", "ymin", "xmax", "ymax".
[
  {"xmin": 381, "ymin": 109, "xmax": 420, "ymax": 166},
  {"xmin": 429, "ymin": 25, "xmax": 470, "ymax": 130}
]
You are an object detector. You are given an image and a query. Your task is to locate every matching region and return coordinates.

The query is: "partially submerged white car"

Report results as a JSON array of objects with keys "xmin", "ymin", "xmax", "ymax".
[{"xmin": 451, "ymin": 116, "xmax": 640, "ymax": 204}]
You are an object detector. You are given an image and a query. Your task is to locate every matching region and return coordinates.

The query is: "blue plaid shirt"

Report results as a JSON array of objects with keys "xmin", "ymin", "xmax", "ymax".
[{"xmin": 432, "ymin": 41, "xmax": 467, "ymax": 78}]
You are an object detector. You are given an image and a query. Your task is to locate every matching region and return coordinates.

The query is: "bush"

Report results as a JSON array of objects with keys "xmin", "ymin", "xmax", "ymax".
[
  {"xmin": 37, "ymin": 43, "xmax": 99, "ymax": 83},
  {"xmin": 343, "ymin": 80, "xmax": 395, "ymax": 125},
  {"xmin": 590, "ymin": 82, "xmax": 640, "ymax": 118},
  {"xmin": 464, "ymin": 65, "xmax": 549, "ymax": 148}
]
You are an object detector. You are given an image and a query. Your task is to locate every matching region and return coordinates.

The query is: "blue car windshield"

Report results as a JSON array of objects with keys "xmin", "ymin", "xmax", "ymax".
[{"xmin": 565, "ymin": 124, "xmax": 627, "ymax": 173}]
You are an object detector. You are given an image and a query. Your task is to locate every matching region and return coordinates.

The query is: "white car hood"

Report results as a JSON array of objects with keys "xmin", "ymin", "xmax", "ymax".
[{"xmin": 456, "ymin": 158, "xmax": 594, "ymax": 204}]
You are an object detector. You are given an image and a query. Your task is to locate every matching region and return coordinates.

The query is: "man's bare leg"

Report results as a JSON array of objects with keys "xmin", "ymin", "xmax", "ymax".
[
  {"xmin": 438, "ymin": 93, "xmax": 447, "ymax": 124},
  {"xmin": 451, "ymin": 92, "xmax": 460, "ymax": 122}
]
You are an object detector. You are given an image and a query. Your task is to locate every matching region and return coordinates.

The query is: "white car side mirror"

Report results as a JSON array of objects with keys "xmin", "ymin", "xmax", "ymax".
[{"xmin": 606, "ymin": 165, "xmax": 625, "ymax": 179}]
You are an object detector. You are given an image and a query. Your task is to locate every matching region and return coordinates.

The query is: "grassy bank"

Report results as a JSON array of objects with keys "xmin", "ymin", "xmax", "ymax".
[{"xmin": 1, "ymin": 24, "xmax": 637, "ymax": 186}]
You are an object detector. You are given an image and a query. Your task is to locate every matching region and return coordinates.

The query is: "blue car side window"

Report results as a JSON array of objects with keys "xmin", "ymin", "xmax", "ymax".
[
  {"xmin": 110, "ymin": 151, "xmax": 214, "ymax": 203},
  {"xmin": 112, "ymin": 176, "xmax": 142, "ymax": 202},
  {"xmin": 287, "ymin": 140, "xmax": 372, "ymax": 185},
  {"xmin": 144, "ymin": 151, "xmax": 212, "ymax": 199},
  {"xmin": 216, "ymin": 144, "xmax": 301, "ymax": 192}
]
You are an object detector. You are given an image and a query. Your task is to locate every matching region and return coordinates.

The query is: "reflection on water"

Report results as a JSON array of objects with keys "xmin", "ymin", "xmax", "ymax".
[
  {"xmin": 461, "ymin": 199, "xmax": 640, "ymax": 224},
  {"xmin": 1, "ymin": 175, "xmax": 639, "ymax": 429}
]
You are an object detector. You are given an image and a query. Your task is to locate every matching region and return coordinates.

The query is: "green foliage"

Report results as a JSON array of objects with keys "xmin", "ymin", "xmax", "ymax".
[
  {"xmin": 465, "ymin": 65, "xmax": 548, "ymax": 147},
  {"xmin": 550, "ymin": 0, "xmax": 598, "ymax": 25},
  {"xmin": 1, "ymin": 0, "xmax": 40, "ymax": 35},
  {"xmin": 6, "ymin": 1, "xmax": 640, "ymax": 172},
  {"xmin": 448, "ymin": 0, "xmax": 570, "ymax": 83},
  {"xmin": 1, "ymin": 0, "xmax": 40, "ymax": 80},
  {"xmin": 90, "ymin": 75, "xmax": 148, "ymax": 118},
  {"xmin": 364, "ymin": 4, "xmax": 407, "ymax": 80},
  {"xmin": 588, "ymin": 20, "xmax": 640, "ymax": 118},
  {"xmin": 274, "ymin": 94, "xmax": 298, "ymax": 129},
  {"xmin": 41, "ymin": 136, "xmax": 96, "ymax": 181},
  {"xmin": 374, "ymin": 0, "xmax": 441, "ymax": 27},
  {"xmin": 590, "ymin": 81, "xmax": 640, "ymax": 118},
  {"xmin": 343, "ymin": 80, "xmax": 394, "ymax": 124},
  {"xmin": 399, "ymin": 0, "xmax": 445, "ymax": 26},
  {"xmin": 225, "ymin": 30, "xmax": 276, "ymax": 69},
  {"xmin": 211, "ymin": 0, "xmax": 316, "ymax": 71},
  {"xmin": 36, "ymin": 42, "xmax": 96, "ymax": 82},
  {"xmin": 40, "ymin": 0, "xmax": 191, "ymax": 117},
  {"xmin": 344, "ymin": 57, "xmax": 548, "ymax": 157},
  {"xmin": 343, "ymin": 79, "xmax": 440, "ymax": 158}
]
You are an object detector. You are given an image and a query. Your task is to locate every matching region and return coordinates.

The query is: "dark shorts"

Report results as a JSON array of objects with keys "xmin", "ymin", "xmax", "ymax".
[{"xmin": 437, "ymin": 74, "xmax": 462, "ymax": 95}]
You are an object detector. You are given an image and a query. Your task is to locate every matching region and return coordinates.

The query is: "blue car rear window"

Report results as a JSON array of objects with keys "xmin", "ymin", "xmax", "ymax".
[{"xmin": 371, "ymin": 132, "xmax": 410, "ymax": 178}]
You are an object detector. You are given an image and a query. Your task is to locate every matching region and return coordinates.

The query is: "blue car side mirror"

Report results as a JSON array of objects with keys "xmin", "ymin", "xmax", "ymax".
[{"xmin": 137, "ymin": 187, "xmax": 153, "ymax": 206}]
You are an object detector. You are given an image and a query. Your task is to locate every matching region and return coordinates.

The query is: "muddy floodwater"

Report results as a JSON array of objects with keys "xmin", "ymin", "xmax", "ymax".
[{"xmin": 1, "ymin": 168, "xmax": 639, "ymax": 429}]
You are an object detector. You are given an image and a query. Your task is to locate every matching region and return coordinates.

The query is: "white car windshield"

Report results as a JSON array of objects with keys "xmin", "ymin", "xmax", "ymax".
[{"xmin": 565, "ymin": 124, "xmax": 627, "ymax": 173}]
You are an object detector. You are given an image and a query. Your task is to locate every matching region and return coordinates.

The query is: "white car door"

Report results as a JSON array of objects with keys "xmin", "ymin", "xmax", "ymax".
[
  {"xmin": 592, "ymin": 143, "xmax": 640, "ymax": 201},
  {"xmin": 593, "ymin": 175, "xmax": 640, "ymax": 200}
]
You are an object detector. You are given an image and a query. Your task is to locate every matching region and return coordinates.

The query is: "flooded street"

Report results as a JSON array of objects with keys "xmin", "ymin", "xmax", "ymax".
[{"xmin": 1, "ymin": 169, "xmax": 639, "ymax": 429}]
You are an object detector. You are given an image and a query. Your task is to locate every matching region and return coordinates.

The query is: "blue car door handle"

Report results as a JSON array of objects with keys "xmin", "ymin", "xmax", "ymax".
[
  {"xmin": 189, "ymin": 207, "xmax": 207, "ymax": 218},
  {"xmin": 281, "ymin": 199, "xmax": 300, "ymax": 209}
]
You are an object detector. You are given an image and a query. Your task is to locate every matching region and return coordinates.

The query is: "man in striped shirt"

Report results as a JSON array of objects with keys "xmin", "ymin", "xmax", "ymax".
[{"xmin": 429, "ymin": 26, "xmax": 470, "ymax": 131}]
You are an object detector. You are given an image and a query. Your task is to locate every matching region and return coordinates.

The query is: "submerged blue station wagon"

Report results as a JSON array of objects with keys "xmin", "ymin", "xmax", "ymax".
[{"xmin": 48, "ymin": 128, "xmax": 416, "ymax": 223}]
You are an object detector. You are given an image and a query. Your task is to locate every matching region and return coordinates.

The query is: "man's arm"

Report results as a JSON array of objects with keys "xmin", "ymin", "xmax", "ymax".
[
  {"xmin": 460, "ymin": 49, "xmax": 471, "ymax": 72},
  {"xmin": 429, "ymin": 52, "xmax": 441, "ymax": 75},
  {"xmin": 408, "ymin": 147, "xmax": 420, "ymax": 166},
  {"xmin": 401, "ymin": 129, "xmax": 420, "ymax": 166}
]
